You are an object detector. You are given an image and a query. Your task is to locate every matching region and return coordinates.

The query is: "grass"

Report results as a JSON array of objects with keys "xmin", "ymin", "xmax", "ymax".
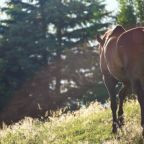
[{"xmin": 0, "ymin": 100, "xmax": 144, "ymax": 144}]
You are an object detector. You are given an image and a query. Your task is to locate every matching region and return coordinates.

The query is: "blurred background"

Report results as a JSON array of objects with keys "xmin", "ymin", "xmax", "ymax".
[{"xmin": 0, "ymin": 0, "xmax": 143, "ymax": 123}]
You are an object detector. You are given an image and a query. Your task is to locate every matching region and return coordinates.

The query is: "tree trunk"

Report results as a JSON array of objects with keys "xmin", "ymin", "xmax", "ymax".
[
  {"xmin": 55, "ymin": 25, "xmax": 62, "ymax": 96},
  {"xmin": 39, "ymin": 0, "xmax": 50, "ymax": 95}
]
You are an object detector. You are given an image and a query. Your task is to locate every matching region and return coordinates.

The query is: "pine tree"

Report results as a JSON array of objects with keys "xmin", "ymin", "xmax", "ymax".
[
  {"xmin": 0, "ymin": 0, "xmax": 50, "ymax": 108},
  {"xmin": 117, "ymin": 0, "xmax": 137, "ymax": 29},
  {"xmin": 42, "ymin": 0, "xmax": 110, "ymax": 96},
  {"xmin": 134, "ymin": 0, "xmax": 144, "ymax": 25},
  {"xmin": 0, "ymin": 0, "xmax": 110, "ymax": 109}
]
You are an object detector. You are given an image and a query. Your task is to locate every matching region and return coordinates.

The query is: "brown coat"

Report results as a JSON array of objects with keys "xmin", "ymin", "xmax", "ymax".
[{"xmin": 97, "ymin": 25, "xmax": 144, "ymax": 135}]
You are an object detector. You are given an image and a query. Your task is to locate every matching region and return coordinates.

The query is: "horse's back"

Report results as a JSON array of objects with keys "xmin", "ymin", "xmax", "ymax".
[{"xmin": 118, "ymin": 27, "xmax": 144, "ymax": 46}]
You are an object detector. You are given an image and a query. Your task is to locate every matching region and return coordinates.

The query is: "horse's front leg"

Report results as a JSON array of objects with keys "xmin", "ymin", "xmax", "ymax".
[{"xmin": 103, "ymin": 74, "xmax": 118, "ymax": 133}]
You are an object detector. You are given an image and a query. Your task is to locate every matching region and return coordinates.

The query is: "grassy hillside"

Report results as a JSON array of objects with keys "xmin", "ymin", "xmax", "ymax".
[{"xmin": 0, "ymin": 100, "xmax": 143, "ymax": 144}]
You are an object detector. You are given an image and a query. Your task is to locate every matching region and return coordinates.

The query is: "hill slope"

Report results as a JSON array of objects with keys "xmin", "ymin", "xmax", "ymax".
[{"xmin": 0, "ymin": 100, "xmax": 143, "ymax": 144}]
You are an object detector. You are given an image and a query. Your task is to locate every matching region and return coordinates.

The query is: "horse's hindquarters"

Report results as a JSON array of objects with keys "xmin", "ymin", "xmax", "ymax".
[{"xmin": 103, "ymin": 38, "xmax": 126, "ymax": 81}]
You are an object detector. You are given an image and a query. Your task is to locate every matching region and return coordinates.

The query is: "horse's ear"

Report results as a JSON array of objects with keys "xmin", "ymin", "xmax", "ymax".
[{"xmin": 96, "ymin": 35, "xmax": 103, "ymax": 45}]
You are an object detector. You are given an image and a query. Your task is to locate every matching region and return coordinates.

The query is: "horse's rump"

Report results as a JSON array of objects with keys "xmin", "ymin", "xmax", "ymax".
[{"xmin": 117, "ymin": 27, "xmax": 144, "ymax": 80}]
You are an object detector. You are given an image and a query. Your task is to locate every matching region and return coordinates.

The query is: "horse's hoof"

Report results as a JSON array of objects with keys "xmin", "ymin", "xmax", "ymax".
[
  {"xmin": 112, "ymin": 128, "xmax": 117, "ymax": 134},
  {"xmin": 119, "ymin": 115, "xmax": 124, "ymax": 122},
  {"xmin": 118, "ymin": 116, "xmax": 124, "ymax": 128},
  {"xmin": 118, "ymin": 121, "xmax": 125, "ymax": 128},
  {"xmin": 142, "ymin": 129, "xmax": 144, "ymax": 137},
  {"xmin": 112, "ymin": 123, "xmax": 118, "ymax": 133}
]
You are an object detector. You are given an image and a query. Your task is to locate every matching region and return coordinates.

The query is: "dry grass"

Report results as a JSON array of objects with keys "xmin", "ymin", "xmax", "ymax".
[{"xmin": 0, "ymin": 100, "xmax": 143, "ymax": 144}]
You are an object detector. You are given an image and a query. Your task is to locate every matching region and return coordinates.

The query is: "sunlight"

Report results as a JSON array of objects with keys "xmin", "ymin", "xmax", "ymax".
[{"xmin": 105, "ymin": 0, "xmax": 119, "ymax": 13}]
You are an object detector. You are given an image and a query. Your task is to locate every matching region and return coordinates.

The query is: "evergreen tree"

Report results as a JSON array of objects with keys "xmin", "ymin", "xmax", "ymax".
[
  {"xmin": 41, "ymin": 0, "xmax": 110, "ymax": 96},
  {"xmin": 0, "ymin": 0, "xmax": 50, "ymax": 108},
  {"xmin": 134, "ymin": 0, "xmax": 144, "ymax": 25},
  {"xmin": 0, "ymin": 0, "xmax": 110, "ymax": 109},
  {"xmin": 117, "ymin": 0, "xmax": 137, "ymax": 29}
]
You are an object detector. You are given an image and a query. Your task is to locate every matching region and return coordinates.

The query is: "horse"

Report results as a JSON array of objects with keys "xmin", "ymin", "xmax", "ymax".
[{"xmin": 96, "ymin": 25, "xmax": 144, "ymax": 135}]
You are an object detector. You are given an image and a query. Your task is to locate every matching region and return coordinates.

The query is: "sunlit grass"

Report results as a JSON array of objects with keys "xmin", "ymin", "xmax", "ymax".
[{"xmin": 0, "ymin": 100, "xmax": 143, "ymax": 144}]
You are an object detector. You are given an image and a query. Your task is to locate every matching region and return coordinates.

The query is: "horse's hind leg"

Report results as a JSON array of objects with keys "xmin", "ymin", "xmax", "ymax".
[
  {"xmin": 118, "ymin": 83, "xmax": 131, "ymax": 127},
  {"xmin": 133, "ymin": 80, "xmax": 144, "ymax": 136},
  {"xmin": 103, "ymin": 74, "xmax": 118, "ymax": 133}
]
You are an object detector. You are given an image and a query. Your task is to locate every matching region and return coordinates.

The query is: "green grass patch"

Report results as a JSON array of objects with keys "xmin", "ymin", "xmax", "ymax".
[{"xmin": 0, "ymin": 100, "xmax": 144, "ymax": 144}]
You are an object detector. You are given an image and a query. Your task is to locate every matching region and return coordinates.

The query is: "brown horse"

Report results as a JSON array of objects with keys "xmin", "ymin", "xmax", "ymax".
[{"xmin": 97, "ymin": 25, "xmax": 144, "ymax": 135}]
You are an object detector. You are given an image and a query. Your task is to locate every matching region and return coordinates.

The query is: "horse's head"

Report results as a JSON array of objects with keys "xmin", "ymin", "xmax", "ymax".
[{"xmin": 96, "ymin": 25, "xmax": 125, "ymax": 54}]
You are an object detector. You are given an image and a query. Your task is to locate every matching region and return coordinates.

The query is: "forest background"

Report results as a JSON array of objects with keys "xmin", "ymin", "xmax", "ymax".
[{"xmin": 0, "ymin": 0, "xmax": 143, "ymax": 122}]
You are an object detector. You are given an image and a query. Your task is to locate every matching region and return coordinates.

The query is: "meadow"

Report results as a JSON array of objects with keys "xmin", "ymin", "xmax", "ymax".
[{"xmin": 0, "ymin": 100, "xmax": 143, "ymax": 144}]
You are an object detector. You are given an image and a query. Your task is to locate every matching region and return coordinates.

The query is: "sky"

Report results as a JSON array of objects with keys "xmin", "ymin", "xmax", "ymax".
[
  {"xmin": 105, "ymin": 0, "xmax": 118, "ymax": 13},
  {"xmin": 0, "ymin": 0, "xmax": 6, "ymax": 5}
]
